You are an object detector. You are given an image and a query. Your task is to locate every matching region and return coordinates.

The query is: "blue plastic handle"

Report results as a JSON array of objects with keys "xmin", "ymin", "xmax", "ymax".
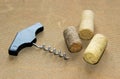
[{"xmin": 9, "ymin": 23, "xmax": 44, "ymax": 56}]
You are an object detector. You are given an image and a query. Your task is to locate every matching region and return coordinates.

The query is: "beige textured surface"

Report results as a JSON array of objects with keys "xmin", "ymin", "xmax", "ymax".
[{"xmin": 0, "ymin": 0, "xmax": 120, "ymax": 79}]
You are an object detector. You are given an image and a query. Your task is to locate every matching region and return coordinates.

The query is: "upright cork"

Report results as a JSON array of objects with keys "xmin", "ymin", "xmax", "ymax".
[
  {"xmin": 79, "ymin": 10, "xmax": 94, "ymax": 40},
  {"xmin": 63, "ymin": 26, "xmax": 82, "ymax": 53},
  {"xmin": 83, "ymin": 34, "xmax": 108, "ymax": 64}
]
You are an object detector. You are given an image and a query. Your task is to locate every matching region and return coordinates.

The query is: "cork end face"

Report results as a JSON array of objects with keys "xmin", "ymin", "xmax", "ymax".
[
  {"xmin": 83, "ymin": 52, "xmax": 98, "ymax": 64},
  {"xmin": 70, "ymin": 43, "xmax": 82, "ymax": 53},
  {"xmin": 83, "ymin": 10, "xmax": 94, "ymax": 15},
  {"xmin": 79, "ymin": 29, "xmax": 94, "ymax": 40},
  {"xmin": 95, "ymin": 34, "xmax": 108, "ymax": 42}
]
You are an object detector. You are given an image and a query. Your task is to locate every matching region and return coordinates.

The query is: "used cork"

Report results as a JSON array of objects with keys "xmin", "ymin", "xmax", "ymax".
[
  {"xmin": 63, "ymin": 26, "xmax": 82, "ymax": 53},
  {"xmin": 83, "ymin": 34, "xmax": 108, "ymax": 64},
  {"xmin": 79, "ymin": 10, "xmax": 94, "ymax": 40}
]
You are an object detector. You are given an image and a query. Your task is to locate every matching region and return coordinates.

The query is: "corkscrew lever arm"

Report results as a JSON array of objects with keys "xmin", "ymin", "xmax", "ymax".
[{"xmin": 8, "ymin": 23, "xmax": 44, "ymax": 56}]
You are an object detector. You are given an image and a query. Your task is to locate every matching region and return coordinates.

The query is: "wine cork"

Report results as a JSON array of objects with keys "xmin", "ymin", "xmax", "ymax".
[
  {"xmin": 63, "ymin": 26, "xmax": 82, "ymax": 53},
  {"xmin": 83, "ymin": 34, "xmax": 108, "ymax": 64},
  {"xmin": 79, "ymin": 10, "xmax": 94, "ymax": 40}
]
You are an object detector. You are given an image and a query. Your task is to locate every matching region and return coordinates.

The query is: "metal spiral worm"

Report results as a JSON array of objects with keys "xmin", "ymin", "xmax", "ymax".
[{"xmin": 33, "ymin": 43, "xmax": 69, "ymax": 60}]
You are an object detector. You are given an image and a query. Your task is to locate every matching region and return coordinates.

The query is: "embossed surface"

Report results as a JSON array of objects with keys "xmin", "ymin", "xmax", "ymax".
[{"xmin": 0, "ymin": 0, "xmax": 120, "ymax": 79}]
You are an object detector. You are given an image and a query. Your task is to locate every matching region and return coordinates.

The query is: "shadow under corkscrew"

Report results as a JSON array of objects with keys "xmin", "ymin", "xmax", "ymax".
[{"xmin": 33, "ymin": 43, "xmax": 69, "ymax": 60}]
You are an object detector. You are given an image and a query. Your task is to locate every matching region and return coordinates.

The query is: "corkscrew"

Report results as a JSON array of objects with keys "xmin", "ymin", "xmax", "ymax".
[
  {"xmin": 33, "ymin": 43, "xmax": 69, "ymax": 60},
  {"xmin": 8, "ymin": 23, "xmax": 69, "ymax": 60}
]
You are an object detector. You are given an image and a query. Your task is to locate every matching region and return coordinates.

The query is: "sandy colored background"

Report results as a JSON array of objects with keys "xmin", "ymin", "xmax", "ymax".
[{"xmin": 0, "ymin": 0, "xmax": 120, "ymax": 79}]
